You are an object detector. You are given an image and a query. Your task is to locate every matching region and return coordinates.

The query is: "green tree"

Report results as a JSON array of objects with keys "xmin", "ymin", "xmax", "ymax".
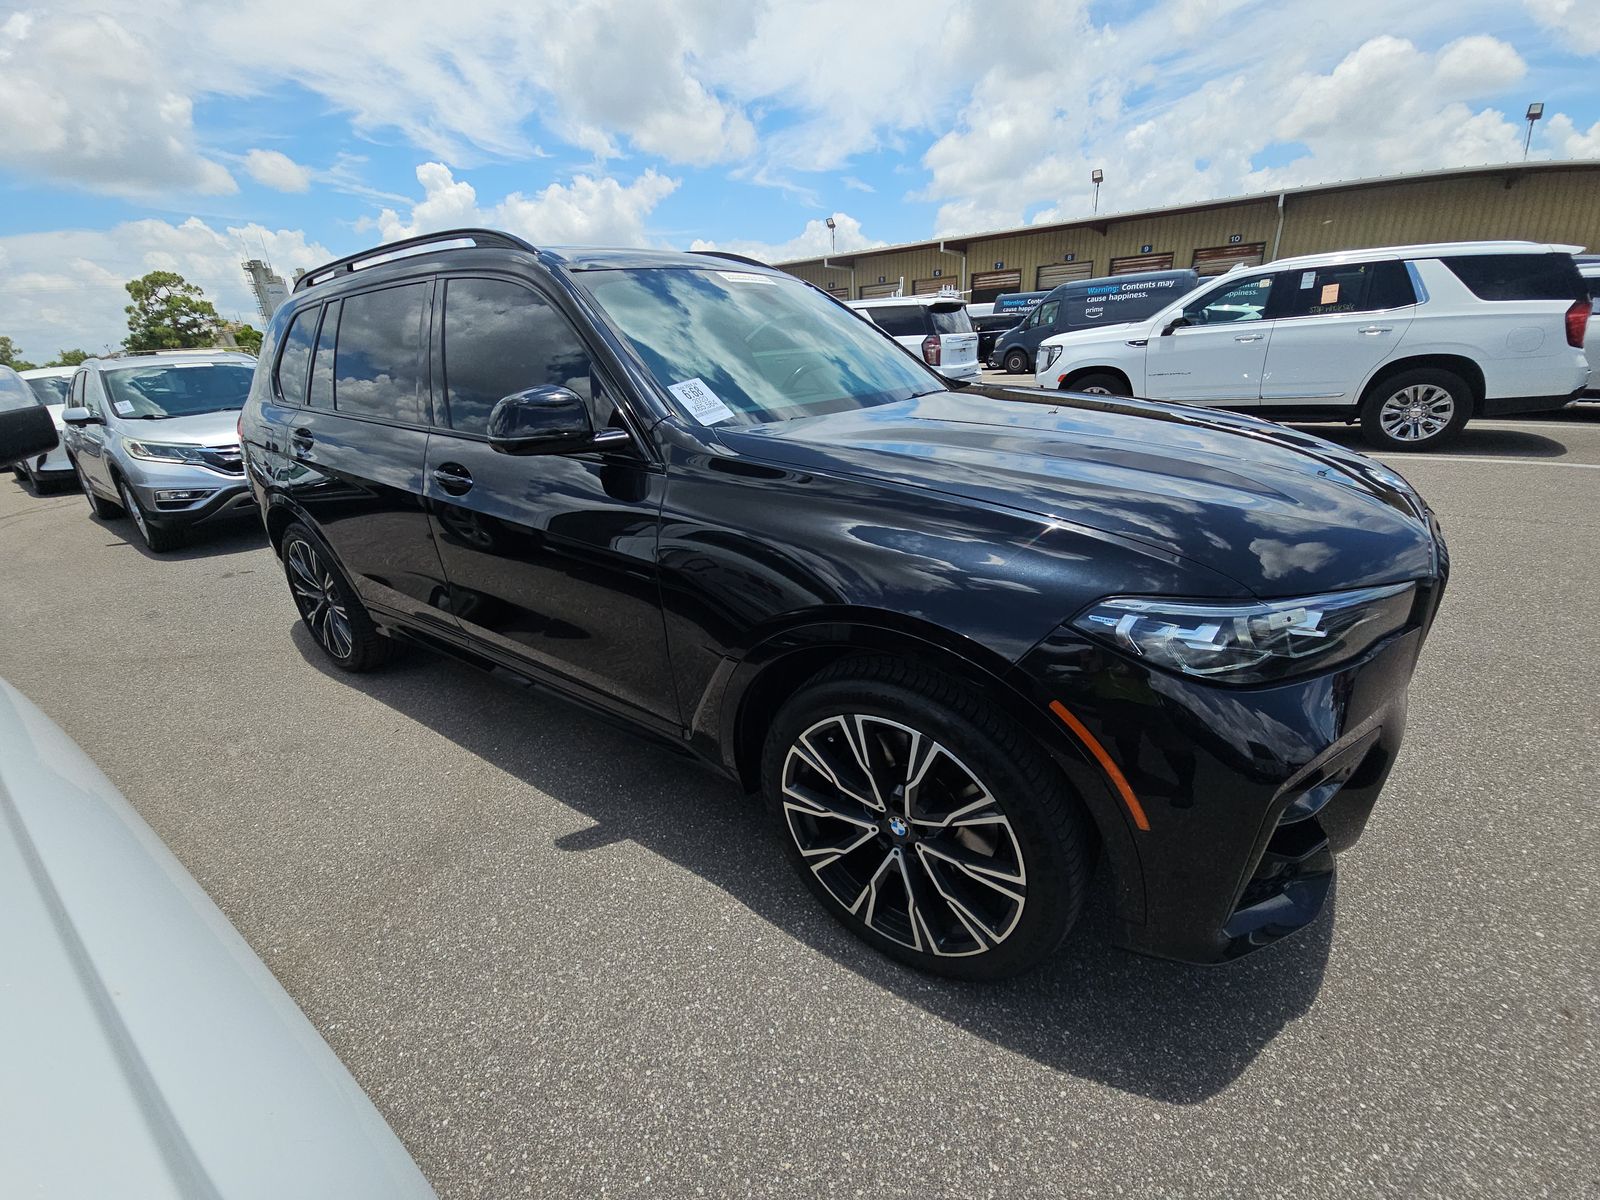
[
  {"xmin": 123, "ymin": 271, "xmax": 222, "ymax": 351},
  {"xmin": 49, "ymin": 348, "xmax": 89, "ymax": 367},
  {"xmin": 231, "ymin": 324, "xmax": 264, "ymax": 355},
  {"xmin": 0, "ymin": 335, "xmax": 37, "ymax": 372}
]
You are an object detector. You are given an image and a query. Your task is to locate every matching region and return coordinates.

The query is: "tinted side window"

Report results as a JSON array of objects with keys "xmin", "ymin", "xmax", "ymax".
[
  {"xmin": 0, "ymin": 371, "xmax": 31, "ymax": 413},
  {"xmin": 274, "ymin": 306, "xmax": 317, "ymax": 405},
  {"xmin": 1365, "ymin": 260, "xmax": 1417, "ymax": 310},
  {"xmin": 1443, "ymin": 253, "xmax": 1584, "ymax": 301},
  {"xmin": 441, "ymin": 278, "xmax": 594, "ymax": 435},
  {"xmin": 1586, "ymin": 277, "xmax": 1600, "ymax": 302},
  {"xmin": 1276, "ymin": 264, "xmax": 1372, "ymax": 319},
  {"xmin": 872, "ymin": 306, "xmax": 928, "ymax": 337},
  {"xmin": 309, "ymin": 300, "xmax": 340, "ymax": 409},
  {"xmin": 1034, "ymin": 300, "xmax": 1060, "ymax": 330},
  {"xmin": 333, "ymin": 283, "xmax": 431, "ymax": 424}
]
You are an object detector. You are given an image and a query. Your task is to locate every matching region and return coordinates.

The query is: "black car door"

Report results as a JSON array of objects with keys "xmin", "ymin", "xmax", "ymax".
[
  {"xmin": 279, "ymin": 280, "xmax": 453, "ymax": 629},
  {"xmin": 422, "ymin": 274, "xmax": 676, "ymax": 728}
]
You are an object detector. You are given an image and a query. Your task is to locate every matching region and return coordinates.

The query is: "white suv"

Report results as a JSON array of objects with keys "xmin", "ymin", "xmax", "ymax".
[
  {"xmin": 1034, "ymin": 241, "xmax": 1592, "ymax": 450},
  {"xmin": 847, "ymin": 296, "xmax": 981, "ymax": 381}
]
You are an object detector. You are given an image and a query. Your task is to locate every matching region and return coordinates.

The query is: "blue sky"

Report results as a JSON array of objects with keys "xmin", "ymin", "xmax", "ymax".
[{"xmin": 2, "ymin": 0, "xmax": 1597, "ymax": 359}]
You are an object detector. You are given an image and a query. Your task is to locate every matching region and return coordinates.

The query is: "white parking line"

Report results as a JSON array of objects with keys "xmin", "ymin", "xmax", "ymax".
[
  {"xmin": 1376, "ymin": 454, "xmax": 1600, "ymax": 470},
  {"xmin": 1471, "ymin": 420, "xmax": 1600, "ymax": 432}
]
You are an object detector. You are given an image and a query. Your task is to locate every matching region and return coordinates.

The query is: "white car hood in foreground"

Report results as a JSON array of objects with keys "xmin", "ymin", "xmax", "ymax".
[{"xmin": 0, "ymin": 681, "xmax": 435, "ymax": 1199}]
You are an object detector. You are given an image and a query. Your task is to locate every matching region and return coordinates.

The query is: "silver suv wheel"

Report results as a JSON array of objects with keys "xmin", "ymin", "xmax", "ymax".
[{"xmin": 1378, "ymin": 383, "xmax": 1455, "ymax": 443}]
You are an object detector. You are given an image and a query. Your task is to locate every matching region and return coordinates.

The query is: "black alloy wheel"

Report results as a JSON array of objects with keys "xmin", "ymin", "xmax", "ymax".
[{"xmin": 1002, "ymin": 348, "xmax": 1032, "ymax": 375}]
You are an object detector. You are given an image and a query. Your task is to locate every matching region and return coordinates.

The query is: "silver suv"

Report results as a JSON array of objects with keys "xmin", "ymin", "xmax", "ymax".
[{"xmin": 60, "ymin": 350, "xmax": 258, "ymax": 551}]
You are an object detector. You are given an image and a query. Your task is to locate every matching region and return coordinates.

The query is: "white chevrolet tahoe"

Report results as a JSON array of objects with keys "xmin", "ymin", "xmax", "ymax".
[{"xmin": 1034, "ymin": 241, "xmax": 1592, "ymax": 450}]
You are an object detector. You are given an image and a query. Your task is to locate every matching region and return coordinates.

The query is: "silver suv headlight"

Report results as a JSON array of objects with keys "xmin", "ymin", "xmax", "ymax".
[
  {"xmin": 122, "ymin": 438, "xmax": 211, "ymax": 465},
  {"xmin": 1040, "ymin": 344, "xmax": 1065, "ymax": 372},
  {"xmin": 1070, "ymin": 582, "xmax": 1415, "ymax": 685}
]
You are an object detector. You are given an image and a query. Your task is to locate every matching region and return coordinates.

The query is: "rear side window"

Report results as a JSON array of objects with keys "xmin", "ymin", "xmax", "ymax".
[
  {"xmin": 1365, "ymin": 260, "xmax": 1417, "ymax": 310},
  {"xmin": 870, "ymin": 306, "xmax": 929, "ymax": 337},
  {"xmin": 1275, "ymin": 263, "xmax": 1373, "ymax": 319},
  {"xmin": 1584, "ymin": 277, "xmax": 1600, "ymax": 303},
  {"xmin": 333, "ymin": 283, "xmax": 431, "ymax": 424},
  {"xmin": 440, "ymin": 278, "xmax": 594, "ymax": 435},
  {"xmin": 928, "ymin": 304, "xmax": 973, "ymax": 335},
  {"xmin": 274, "ymin": 307, "xmax": 317, "ymax": 405},
  {"xmin": 1442, "ymin": 253, "xmax": 1584, "ymax": 301}
]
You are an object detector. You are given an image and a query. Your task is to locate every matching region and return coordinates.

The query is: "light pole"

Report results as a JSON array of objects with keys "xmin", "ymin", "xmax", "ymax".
[
  {"xmin": 825, "ymin": 215, "xmax": 837, "ymax": 255},
  {"xmin": 1524, "ymin": 102, "xmax": 1544, "ymax": 160},
  {"xmin": 1091, "ymin": 169, "xmax": 1104, "ymax": 214}
]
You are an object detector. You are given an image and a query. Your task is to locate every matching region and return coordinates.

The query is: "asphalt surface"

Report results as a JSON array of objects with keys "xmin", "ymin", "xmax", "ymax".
[{"xmin": 3, "ymin": 407, "xmax": 1598, "ymax": 1199}]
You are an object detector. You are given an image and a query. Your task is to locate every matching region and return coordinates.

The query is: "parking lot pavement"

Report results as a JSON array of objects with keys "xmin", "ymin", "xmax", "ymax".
[{"xmin": 2, "ymin": 414, "xmax": 1597, "ymax": 1200}]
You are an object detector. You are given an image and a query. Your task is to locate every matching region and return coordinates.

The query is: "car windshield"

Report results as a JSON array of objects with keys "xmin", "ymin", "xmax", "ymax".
[
  {"xmin": 25, "ymin": 376, "xmax": 70, "ymax": 406},
  {"xmin": 103, "ymin": 363, "xmax": 254, "ymax": 419},
  {"xmin": 579, "ymin": 268, "xmax": 945, "ymax": 427},
  {"xmin": 928, "ymin": 303, "xmax": 973, "ymax": 334}
]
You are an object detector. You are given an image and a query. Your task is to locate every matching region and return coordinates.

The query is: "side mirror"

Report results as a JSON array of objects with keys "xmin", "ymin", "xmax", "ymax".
[
  {"xmin": 61, "ymin": 406, "xmax": 101, "ymax": 426},
  {"xmin": 1160, "ymin": 316, "xmax": 1191, "ymax": 336},
  {"xmin": 486, "ymin": 386, "xmax": 628, "ymax": 456},
  {"xmin": 0, "ymin": 405, "xmax": 60, "ymax": 469}
]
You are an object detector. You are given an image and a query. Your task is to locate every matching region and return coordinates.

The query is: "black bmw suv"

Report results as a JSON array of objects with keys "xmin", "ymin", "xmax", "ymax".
[{"xmin": 241, "ymin": 228, "xmax": 1448, "ymax": 979}]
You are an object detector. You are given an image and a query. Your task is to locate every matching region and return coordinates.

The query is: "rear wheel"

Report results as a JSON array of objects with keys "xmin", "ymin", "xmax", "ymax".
[
  {"xmin": 1065, "ymin": 371, "xmax": 1130, "ymax": 397},
  {"xmin": 1002, "ymin": 348, "xmax": 1032, "ymax": 375},
  {"xmin": 1360, "ymin": 368, "xmax": 1470, "ymax": 451},
  {"xmin": 281, "ymin": 522, "xmax": 390, "ymax": 672},
  {"xmin": 118, "ymin": 480, "xmax": 184, "ymax": 552},
  {"xmin": 761, "ymin": 657, "xmax": 1094, "ymax": 980}
]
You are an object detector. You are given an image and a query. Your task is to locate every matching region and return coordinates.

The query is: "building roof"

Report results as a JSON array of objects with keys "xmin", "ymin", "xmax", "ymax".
[{"xmin": 778, "ymin": 159, "xmax": 1600, "ymax": 271}]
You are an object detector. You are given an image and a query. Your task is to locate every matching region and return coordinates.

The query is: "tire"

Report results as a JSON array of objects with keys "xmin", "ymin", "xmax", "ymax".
[
  {"xmin": 118, "ymin": 479, "xmax": 185, "ymax": 552},
  {"xmin": 1002, "ymin": 348, "xmax": 1032, "ymax": 375},
  {"xmin": 74, "ymin": 457, "xmax": 122, "ymax": 519},
  {"xmin": 1359, "ymin": 368, "xmax": 1471, "ymax": 451},
  {"xmin": 281, "ymin": 522, "xmax": 390, "ymax": 672},
  {"xmin": 1064, "ymin": 372, "xmax": 1130, "ymax": 397},
  {"xmin": 761, "ymin": 656, "xmax": 1095, "ymax": 980}
]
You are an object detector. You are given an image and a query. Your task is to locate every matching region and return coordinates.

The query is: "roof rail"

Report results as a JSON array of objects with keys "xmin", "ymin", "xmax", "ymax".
[
  {"xmin": 689, "ymin": 250, "xmax": 778, "ymax": 272},
  {"xmin": 294, "ymin": 228, "xmax": 537, "ymax": 293},
  {"xmin": 100, "ymin": 347, "xmax": 248, "ymax": 360}
]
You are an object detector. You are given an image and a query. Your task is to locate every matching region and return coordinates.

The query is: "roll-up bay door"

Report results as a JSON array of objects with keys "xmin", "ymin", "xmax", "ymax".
[
  {"xmin": 1192, "ymin": 243, "xmax": 1266, "ymax": 276},
  {"xmin": 1036, "ymin": 262, "xmax": 1094, "ymax": 289},
  {"xmin": 1110, "ymin": 252, "xmax": 1174, "ymax": 274},
  {"xmin": 858, "ymin": 281, "xmax": 900, "ymax": 299},
  {"xmin": 969, "ymin": 269, "xmax": 1021, "ymax": 303},
  {"xmin": 913, "ymin": 277, "xmax": 957, "ymax": 296}
]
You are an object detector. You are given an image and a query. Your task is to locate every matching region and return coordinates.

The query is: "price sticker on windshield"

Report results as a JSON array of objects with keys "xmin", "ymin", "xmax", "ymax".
[
  {"xmin": 111, "ymin": 400, "xmax": 135, "ymax": 416},
  {"xmin": 669, "ymin": 377, "xmax": 735, "ymax": 425}
]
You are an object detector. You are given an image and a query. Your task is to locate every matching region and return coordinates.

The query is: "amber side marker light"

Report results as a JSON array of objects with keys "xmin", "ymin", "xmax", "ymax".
[{"xmin": 1048, "ymin": 700, "xmax": 1150, "ymax": 832}]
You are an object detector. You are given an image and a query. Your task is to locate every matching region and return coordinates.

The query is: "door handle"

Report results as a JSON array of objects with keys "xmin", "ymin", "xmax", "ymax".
[
  {"xmin": 290, "ymin": 426, "xmax": 314, "ymax": 453},
  {"xmin": 1358, "ymin": 326, "xmax": 1393, "ymax": 335},
  {"xmin": 1233, "ymin": 333, "xmax": 1264, "ymax": 342},
  {"xmin": 432, "ymin": 463, "xmax": 473, "ymax": 495}
]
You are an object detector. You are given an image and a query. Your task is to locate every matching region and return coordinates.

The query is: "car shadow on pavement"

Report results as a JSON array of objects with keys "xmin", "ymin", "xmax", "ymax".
[
  {"xmin": 292, "ymin": 624, "xmax": 1331, "ymax": 1104},
  {"xmin": 92, "ymin": 512, "xmax": 266, "ymax": 561},
  {"xmin": 1296, "ymin": 424, "xmax": 1573, "ymax": 458}
]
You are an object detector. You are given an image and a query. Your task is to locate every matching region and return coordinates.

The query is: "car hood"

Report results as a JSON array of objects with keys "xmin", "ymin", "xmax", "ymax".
[
  {"xmin": 118, "ymin": 408, "xmax": 242, "ymax": 446},
  {"xmin": 0, "ymin": 680, "xmax": 436, "ymax": 1198},
  {"xmin": 718, "ymin": 388, "xmax": 1440, "ymax": 596}
]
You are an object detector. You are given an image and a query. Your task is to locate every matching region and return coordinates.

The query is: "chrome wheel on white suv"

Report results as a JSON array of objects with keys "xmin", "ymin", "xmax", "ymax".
[{"xmin": 1360, "ymin": 368, "xmax": 1470, "ymax": 451}]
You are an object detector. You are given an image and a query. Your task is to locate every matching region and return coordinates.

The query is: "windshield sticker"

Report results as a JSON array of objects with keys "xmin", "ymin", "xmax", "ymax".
[
  {"xmin": 668, "ymin": 378, "xmax": 735, "ymax": 425},
  {"xmin": 1300, "ymin": 271, "xmax": 1316, "ymax": 289},
  {"xmin": 717, "ymin": 271, "xmax": 778, "ymax": 286},
  {"xmin": 1319, "ymin": 282, "xmax": 1341, "ymax": 305},
  {"xmin": 111, "ymin": 400, "xmax": 135, "ymax": 416}
]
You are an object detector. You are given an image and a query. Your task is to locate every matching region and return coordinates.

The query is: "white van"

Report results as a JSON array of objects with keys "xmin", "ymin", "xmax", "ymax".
[
  {"xmin": 846, "ymin": 296, "xmax": 981, "ymax": 381},
  {"xmin": 1034, "ymin": 241, "xmax": 1591, "ymax": 450}
]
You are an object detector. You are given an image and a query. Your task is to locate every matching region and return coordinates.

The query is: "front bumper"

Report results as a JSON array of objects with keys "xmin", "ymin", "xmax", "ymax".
[
  {"xmin": 127, "ymin": 477, "xmax": 255, "ymax": 528},
  {"xmin": 1015, "ymin": 573, "xmax": 1447, "ymax": 963}
]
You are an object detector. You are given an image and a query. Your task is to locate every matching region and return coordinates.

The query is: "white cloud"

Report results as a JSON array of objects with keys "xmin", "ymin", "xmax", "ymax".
[
  {"xmin": 0, "ymin": 8, "xmax": 235, "ymax": 196},
  {"xmin": 0, "ymin": 221, "xmax": 331, "ymax": 361},
  {"xmin": 1524, "ymin": 0, "xmax": 1600, "ymax": 55},
  {"xmin": 689, "ymin": 212, "xmax": 883, "ymax": 264},
  {"xmin": 372, "ymin": 162, "xmax": 680, "ymax": 247},
  {"xmin": 243, "ymin": 149, "xmax": 313, "ymax": 193},
  {"xmin": 1545, "ymin": 113, "xmax": 1600, "ymax": 157}
]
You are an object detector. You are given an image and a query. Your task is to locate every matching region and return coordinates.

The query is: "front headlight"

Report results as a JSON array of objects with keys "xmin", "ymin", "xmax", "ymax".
[
  {"xmin": 1070, "ymin": 582, "xmax": 1415, "ymax": 685},
  {"xmin": 122, "ymin": 438, "xmax": 209, "ymax": 465},
  {"xmin": 1041, "ymin": 344, "xmax": 1065, "ymax": 371}
]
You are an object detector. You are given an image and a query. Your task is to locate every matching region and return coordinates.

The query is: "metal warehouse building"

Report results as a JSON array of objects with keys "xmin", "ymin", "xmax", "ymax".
[{"xmin": 777, "ymin": 160, "xmax": 1600, "ymax": 303}]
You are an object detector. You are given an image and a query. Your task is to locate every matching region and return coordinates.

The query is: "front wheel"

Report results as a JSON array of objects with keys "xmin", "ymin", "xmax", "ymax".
[
  {"xmin": 1360, "ymin": 369, "xmax": 1470, "ymax": 451},
  {"xmin": 118, "ymin": 480, "xmax": 184, "ymax": 552},
  {"xmin": 761, "ymin": 657, "xmax": 1094, "ymax": 980},
  {"xmin": 75, "ymin": 459, "xmax": 122, "ymax": 519},
  {"xmin": 281, "ymin": 522, "xmax": 390, "ymax": 672},
  {"xmin": 1002, "ymin": 348, "xmax": 1032, "ymax": 375}
]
